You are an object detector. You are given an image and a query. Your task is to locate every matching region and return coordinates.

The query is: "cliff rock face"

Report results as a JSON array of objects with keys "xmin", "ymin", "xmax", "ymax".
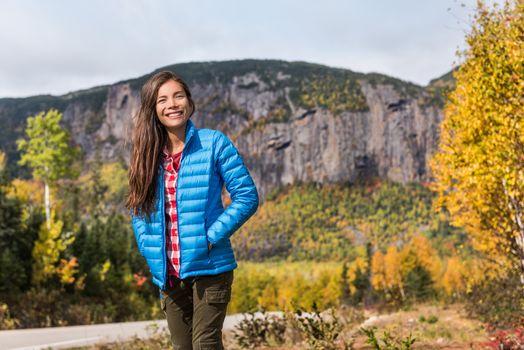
[
  {"xmin": 233, "ymin": 80, "xmax": 443, "ymax": 198},
  {"xmin": 2, "ymin": 60, "xmax": 449, "ymax": 199},
  {"xmin": 61, "ymin": 83, "xmax": 140, "ymax": 160}
]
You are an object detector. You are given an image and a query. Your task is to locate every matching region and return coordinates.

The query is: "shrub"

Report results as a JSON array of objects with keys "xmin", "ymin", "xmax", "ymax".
[
  {"xmin": 294, "ymin": 306, "xmax": 351, "ymax": 350},
  {"xmin": 0, "ymin": 303, "xmax": 19, "ymax": 330},
  {"xmin": 482, "ymin": 325, "xmax": 524, "ymax": 350},
  {"xmin": 464, "ymin": 271, "xmax": 524, "ymax": 327},
  {"xmin": 233, "ymin": 310, "xmax": 287, "ymax": 349},
  {"xmin": 360, "ymin": 327, "xmax": 416, "ymax": 350},
  {"xmin": 418, "ymin": 315, "xmax": 438, "ymax": 324}
]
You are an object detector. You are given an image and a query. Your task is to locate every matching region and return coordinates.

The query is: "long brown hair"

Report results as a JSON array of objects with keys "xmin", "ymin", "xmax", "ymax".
[{"xmin": 126, "ymin": 71, "xmax": 195, "ymax": 216}]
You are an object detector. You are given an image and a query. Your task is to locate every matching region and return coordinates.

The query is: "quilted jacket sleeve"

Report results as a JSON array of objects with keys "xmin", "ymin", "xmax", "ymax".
[{"xmin": 206, "ymin": 131, "xmax": 259, "ymax": 245}]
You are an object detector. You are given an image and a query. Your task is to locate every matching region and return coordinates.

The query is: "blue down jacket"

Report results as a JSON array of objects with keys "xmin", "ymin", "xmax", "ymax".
[{"xmin": 131, "ymin": 120, "xmax": 259, "ymax": 291}]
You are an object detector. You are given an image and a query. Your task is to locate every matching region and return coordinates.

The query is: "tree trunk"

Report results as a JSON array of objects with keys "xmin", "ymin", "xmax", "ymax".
[
  {"xmin": 45, "ymin": 181, "xmax": 51, "ymax": 230},
  {"xmin": 398, "ymin": 278, "xmax": 406, "ymax": 301},
  {"xmin": 502, "ymin": 179, "xmax": 524, "ymax": 293}
]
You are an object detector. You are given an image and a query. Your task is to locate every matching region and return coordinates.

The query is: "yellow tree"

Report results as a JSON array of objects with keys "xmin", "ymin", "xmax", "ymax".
[
  {"xmin": 17, "ymin": 109, "xmax": 78, "ymax": 229},
  {"xmin": 410, "ymin": 234, "xmax": 442, "ymax": 283},
  {"xmin": 7, "ymin": 179, "xmax": 43, "ymax": 222},
  {"xmin": 384, "ymin": 246, "xmax": 406, "ymax": 301},
  {"xmin": 17, "ymin": 109, "xmax": 80, "ymax": 284},
  {"xmin": 370, "ymin": 251, "xmax": 387, "ymax": 293},
  {"xmin": 429, "ymin": 0, "xmax": 524, "ymax": 286},
  {"xmin": 320, "ymin": 268, "xmax": 342, "ymax": 308},
  {"xmin": 441, "ymin": 256, "xmax": 467, "ymax": 299},
  {"xmin": 346, "ymin": 254, "xmax": 369, "ymax": 296},
  {"xmin": 31, "ymin": 211, "xmax": 74, "ymax": 284}
]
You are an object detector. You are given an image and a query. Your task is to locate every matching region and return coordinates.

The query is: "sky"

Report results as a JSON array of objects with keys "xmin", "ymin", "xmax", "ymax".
[{"xmin": 0, "ymin": 0, "xmax": 486, "ymax": 98}]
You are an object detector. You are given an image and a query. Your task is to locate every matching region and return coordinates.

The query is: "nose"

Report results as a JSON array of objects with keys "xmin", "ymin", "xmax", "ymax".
[{"xmin": 166, "ymin": 97, "xmax": 178, "ymax": 109}]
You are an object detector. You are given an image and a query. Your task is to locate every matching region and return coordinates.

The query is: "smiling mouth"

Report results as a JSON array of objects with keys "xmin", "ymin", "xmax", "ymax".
[{"xmin": 165, "ymin": 110, "xmax": 184, "ymax": 118}]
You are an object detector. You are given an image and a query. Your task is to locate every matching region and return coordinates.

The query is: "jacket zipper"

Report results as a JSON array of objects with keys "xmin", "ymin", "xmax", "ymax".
[
  {"xmin": 160, "ymin": 166, "xmax": 167, "ymax": 290},
  {"xmin": 175, "ymin": 151, "xmax": 183, "ymax": 278},
  {"xmin": 168, "ymin": 122, "xmax": 193, "ymax": 282}
]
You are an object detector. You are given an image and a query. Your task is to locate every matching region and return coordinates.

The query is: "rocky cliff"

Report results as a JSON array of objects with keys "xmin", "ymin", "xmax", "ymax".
[{"xmin": 0, "ymin": 59, "xmax": 453, "ymax": 199}]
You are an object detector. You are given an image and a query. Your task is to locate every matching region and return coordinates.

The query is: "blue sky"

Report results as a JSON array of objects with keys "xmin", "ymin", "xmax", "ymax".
[{"xmin": 0, "ymin": 0, "xmax": 486, "ymax": 98}]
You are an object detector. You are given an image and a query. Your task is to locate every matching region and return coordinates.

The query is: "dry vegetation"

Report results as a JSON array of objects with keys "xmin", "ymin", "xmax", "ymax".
[{"xmin": 65, "ymin": 304, "xmax": 491, "ymax": 350}]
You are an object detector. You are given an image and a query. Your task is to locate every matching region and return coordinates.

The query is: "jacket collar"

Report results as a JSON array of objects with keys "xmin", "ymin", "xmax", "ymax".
[
  {"xmin": 184, "ymin": 119, "xmax": 196, "ymax": 146},
  {"xmin": 158, "ymin": 120, "xmax": 195, "ymax": 170}
]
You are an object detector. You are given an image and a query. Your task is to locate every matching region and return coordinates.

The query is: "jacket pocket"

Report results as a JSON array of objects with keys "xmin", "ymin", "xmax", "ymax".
[{"xmin": 204, "ymin": 218, "xmax": 212, "ymax": 259}]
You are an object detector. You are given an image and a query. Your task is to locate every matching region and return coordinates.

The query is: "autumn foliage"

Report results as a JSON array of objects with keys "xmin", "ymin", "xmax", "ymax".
[{"xmin": 429, "ymin": 0, "xmax": 524, "ymax": 285}]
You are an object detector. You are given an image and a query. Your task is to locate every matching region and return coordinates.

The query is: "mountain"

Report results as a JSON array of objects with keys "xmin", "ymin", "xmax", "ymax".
[{"xmin": 0, "ymin": 59, "xmax": 454, "ymax": 198}]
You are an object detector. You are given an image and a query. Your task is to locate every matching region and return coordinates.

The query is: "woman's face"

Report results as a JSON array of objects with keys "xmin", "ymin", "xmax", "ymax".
[{"xmin": 155, "ymin": 79, "xmax": 192, "ymax": 132}]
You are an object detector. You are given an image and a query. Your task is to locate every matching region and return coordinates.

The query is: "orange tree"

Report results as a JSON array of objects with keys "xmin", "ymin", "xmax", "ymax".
[{"xmin": 429, "ymin": 1, "xmax": 524, "ymax": 286}]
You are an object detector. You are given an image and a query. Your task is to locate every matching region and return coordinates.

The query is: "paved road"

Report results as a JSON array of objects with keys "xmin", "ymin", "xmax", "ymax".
[{"xmin": 1, "ymin": 314, "xmax": 248, "ymax": 350}]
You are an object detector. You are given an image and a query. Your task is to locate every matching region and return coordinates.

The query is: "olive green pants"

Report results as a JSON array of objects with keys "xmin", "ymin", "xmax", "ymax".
[{"xmin": 160, "ymin": 270, "xmax": 234, "ymax": 350}]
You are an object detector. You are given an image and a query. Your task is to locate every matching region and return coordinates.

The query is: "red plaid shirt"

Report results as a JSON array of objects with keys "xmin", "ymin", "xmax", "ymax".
[{"xmin": 162, "ymin": 147, "xmax": 183, "ymax": 278}]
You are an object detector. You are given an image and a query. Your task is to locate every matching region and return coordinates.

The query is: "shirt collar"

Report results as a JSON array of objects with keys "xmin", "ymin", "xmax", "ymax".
[{"xmin": 162, "ymin": 146, "xmax": 171, "ymax": 160}]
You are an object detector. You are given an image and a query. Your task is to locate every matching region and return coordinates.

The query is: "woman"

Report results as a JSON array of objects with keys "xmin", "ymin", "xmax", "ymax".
[{"xmin": 126, "ymin": 71, "xmax": 259, "ymax": 349}]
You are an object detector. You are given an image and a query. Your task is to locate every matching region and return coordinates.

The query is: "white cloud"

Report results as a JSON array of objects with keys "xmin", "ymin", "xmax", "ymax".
[{"xmin": 0, "ymin": 0, "xmax": 484, "ymax": 97}]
